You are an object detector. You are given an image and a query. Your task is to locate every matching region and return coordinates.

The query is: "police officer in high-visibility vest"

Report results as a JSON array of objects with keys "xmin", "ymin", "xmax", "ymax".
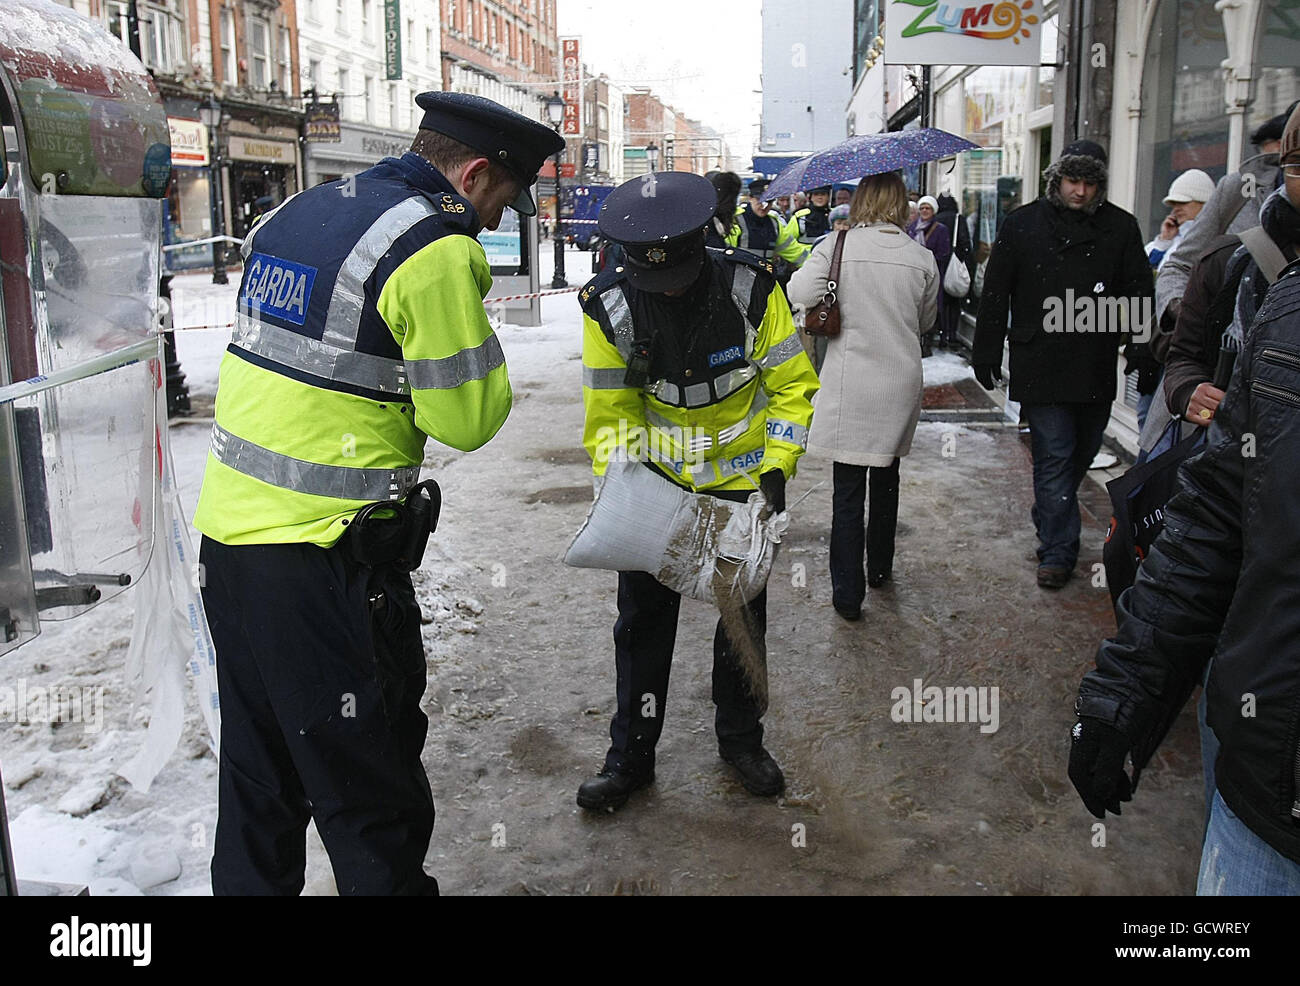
[
  {"xmin": 577, "ymin": 172, "xmax": 819, "ymax": 810},
  {"xmin": 727, "ymin": 177, "xmax": 808, "ymax": 280},
  {"xmin": 790, "ymin": 184, "xmax": 833, "ymax": 246},
  {"xmin": 193, "ymin": 92, "xmax": 563, "ymax": 895}
]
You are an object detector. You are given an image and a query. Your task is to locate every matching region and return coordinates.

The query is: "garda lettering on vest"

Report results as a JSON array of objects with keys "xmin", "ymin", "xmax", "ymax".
[
  {"xmin": 709, "ymin": 345, "xmax": 744, "ymax": 367},
  {"xmin": 766, "ymin": 419, "xmax": 798, "ymax": 442},
  {"xmin": 728, "ymin": 449, "xmax": 764, "ymax": 472},
  {"xmin": 241, "ymin": 252, "xmax": 318, "ymax": 326}
]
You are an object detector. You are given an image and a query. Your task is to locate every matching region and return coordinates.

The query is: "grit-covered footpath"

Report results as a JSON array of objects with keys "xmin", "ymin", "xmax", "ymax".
[{"xmin": 0, "ymin": 250, "xmax": 1203, "ymax": 895}]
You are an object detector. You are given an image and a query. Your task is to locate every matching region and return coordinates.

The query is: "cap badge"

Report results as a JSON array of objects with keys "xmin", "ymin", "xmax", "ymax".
[{"xmin": 646, "ymin": 247, "xmax": 668, "ymax": 264}]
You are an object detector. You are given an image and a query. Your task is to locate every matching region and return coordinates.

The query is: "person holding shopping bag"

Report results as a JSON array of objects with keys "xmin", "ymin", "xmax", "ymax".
[{"xmin": 788, "ymin": 171, "xmax": 938, "ymax": 621}]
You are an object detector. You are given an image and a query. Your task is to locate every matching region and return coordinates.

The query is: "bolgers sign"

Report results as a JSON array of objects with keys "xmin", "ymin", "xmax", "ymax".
[{"xmin": 884, "ymin": 0, "xmax": 1042, "ymax": 66}]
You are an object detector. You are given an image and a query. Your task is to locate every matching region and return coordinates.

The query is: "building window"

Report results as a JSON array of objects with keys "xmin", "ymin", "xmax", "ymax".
[
  {"xmin": 279, "ymin": 26, "xmax": 293, "ymax": 92},
  {"xmin": 338, "ymin": 67, "xmax": 349, "ymax": 113},
  {"xmin": 489, "ymin": 13, "xmax": 496, "ymax": 48},
  {"xmin": 466, "ymin": 2, "xmax": 474, "ymax": 39},
  {"xmin": 309, "ymin": 59, "xmax": 322, "ymax": 91},
  {"xmin": 361, "ymin": 0, "xmax": 372, "ymax": 40},
  {"xmin": 407, "ymin": 18, "xmax": 415, "ymax": 61},
  {"xmin": 248, "ymin": 16, "xmax": 271, "ymax": 89},
  {"xmin": 426, "ymin": 25, "xmax": 434, "ymax": 58},
  {"xmin": 220, "ymin": 7, "xmax": 236, "ymax": 84},
  {"xmin": 390, "ymin": 83, "xmax": 400, "ymax": 128},
  {"xmin": 337, "ymin": 0, "xmax": 347, "ymax": 32},
  {"xmin": 365, "ymin": 76, "xmax": 375, "ymax": 122},
  {"xmin": 448, "ymin": 0, "xmax": 457, "ymax": 29},
  {"xmin": 306, "ymin": 0, "xmax": 318, "ymax": 22}
]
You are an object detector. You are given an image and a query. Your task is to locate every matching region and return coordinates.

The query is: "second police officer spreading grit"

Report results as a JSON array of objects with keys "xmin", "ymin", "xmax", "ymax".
[{"xmin": 575, "ymin": 172, "xmax": 819, "ymax": 810}]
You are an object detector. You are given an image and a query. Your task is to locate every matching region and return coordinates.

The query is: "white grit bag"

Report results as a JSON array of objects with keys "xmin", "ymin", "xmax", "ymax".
[{"xmin": 564, "ymin": 456, "xmax": 788, "ymax": 603}]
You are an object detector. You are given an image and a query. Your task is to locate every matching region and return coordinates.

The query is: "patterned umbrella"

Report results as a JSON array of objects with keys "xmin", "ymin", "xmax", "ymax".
[{"xmin": 763, "ymin": 128, "xmax": 980, "ymax": 199}]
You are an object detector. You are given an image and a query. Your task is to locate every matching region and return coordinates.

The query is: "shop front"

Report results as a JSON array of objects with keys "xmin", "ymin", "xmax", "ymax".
[
  {"xmin": 303, "ymin": 120, "xmax": 413, "ymax": 188},
  {"xmin": 162, "ymin": 114, "xmax": 215, "ymax": 272},
  {"xmin": 223, "ymin": 124, "xmax": 301, "ymax": 246}
]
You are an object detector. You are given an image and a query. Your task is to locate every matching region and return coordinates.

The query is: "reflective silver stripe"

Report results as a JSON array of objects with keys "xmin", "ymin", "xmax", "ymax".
[
  {"xmin": 764, "ymin": 417, "xmax": 809, "ymax": 449},
  {"xmin": 730, "ymin": 264, "xmax": 757, "ymax": 323},
  {"xmin": 583, "ymin": 365, "xmax": 631, "ymax": 389},
  {"xmin": 716, "ymin": 365, "xmax": 758, "ymax": 399},
  {"xmin": 648, "ymin": 366, "xmax": 757, "ymax": 408},
  {"xmin": 684, "ymin": 381, "xmax": 712, "ymax": 405},
  {"xmin": 406, "ymin": 334, "xmax": 504, "ymax": 390},
  {"xmin": 759, "ymin": 333, "xmax": 804, "ymax": 369},
  {"xmin": 320, "ymin": 197, "xmax": 438, "ymax": 350},
  {"xmin": 211, "ymin": 424, "xmax": 420, "ymax": 500},
  {"xmin": 232, "ymin": 313, "xmax": 410, "ymax": 395},
  {"xmin": 601, "ymin": 286, "xmax": 635, "ymax": 360}
]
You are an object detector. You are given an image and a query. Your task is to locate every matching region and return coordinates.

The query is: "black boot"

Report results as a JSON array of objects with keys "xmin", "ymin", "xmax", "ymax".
[
  {"xmin": 720, "ymin": 747, "xmax": 785, "ymax": 796},
  {"xmin": 576, "ymin": 768, "xmax": 653, "ymax": 811}
]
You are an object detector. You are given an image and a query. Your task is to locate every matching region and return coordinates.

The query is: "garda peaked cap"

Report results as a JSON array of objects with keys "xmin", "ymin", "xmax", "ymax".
[
  {"xmin": 414, "ymin": 91, "xmax": 565, "ymax": 216},
  {"xmin": 598, "ymin": 171, "xmax": 716, "ymax": 292}
]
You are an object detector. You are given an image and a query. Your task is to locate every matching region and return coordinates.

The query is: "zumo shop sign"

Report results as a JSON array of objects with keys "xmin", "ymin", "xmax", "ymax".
[
  {"xmin": 884, "ymin": 0, "xmax": 1043, "ymax": 67},
  {"xmin": 385, "ymin": 0, "xmax": 402, "ymax": 80}
]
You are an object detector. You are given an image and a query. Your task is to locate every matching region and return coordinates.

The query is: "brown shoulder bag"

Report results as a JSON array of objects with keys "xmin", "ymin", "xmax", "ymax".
[{"xmin": 804, "ymin": 229, "xmax": 846, "ymax": 338}]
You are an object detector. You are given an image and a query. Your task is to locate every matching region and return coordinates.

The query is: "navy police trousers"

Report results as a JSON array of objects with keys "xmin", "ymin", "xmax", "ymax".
[{"xmin": 200, "ymin": 536, "xmax": 439, "ymax": 896}]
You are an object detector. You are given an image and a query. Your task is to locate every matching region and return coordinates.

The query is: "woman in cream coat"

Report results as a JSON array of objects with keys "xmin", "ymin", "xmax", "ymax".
[{"xmin": 788, "ymin": 171, "xmax": 937, "ymax": 621}]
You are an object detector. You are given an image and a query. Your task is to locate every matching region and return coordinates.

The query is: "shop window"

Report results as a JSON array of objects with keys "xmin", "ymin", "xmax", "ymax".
[
  {"xmin": 1136, "ymin": 0, "xmax": 1229, "ymax": 236},
  {"xmin": 1247, "ymin": 0, "xmax": 1300, "ymax": 144}
]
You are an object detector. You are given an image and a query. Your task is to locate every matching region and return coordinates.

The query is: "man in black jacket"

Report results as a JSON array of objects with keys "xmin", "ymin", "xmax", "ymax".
[
  {"xmin": 1070, "ymin": 109, "xmax": 1300, "ymax": 894},
  {"xmin": 971, "ymin": 140, "xmax": 1154, "ymax": 589}
]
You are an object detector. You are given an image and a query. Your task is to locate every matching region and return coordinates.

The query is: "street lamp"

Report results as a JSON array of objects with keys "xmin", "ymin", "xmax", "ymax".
[
  {"xmin": 544, "ymin": 91, "xmax": 567, "ymax": 289},
  {"xmin": 646, "ymin": 141, "xmax": 659, "ymax": 173},
  {"xmin": 198, "ymin": 96, "xmax": 228, "ymax": 285}
]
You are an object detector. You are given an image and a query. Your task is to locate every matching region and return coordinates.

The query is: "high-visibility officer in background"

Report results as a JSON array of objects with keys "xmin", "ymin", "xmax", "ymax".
[
  {"xmin": 193, "ymin": 92, "xmax": 563, "ymax": 895},
  {"xmin": 728, "ymin": 177, "xmax": 808, "ymax": 282},
  {"xmin": 790, "ymin": 184, "xmax": 833, "ymax": 247},
  {"xmin": 577, "ymin": 171, "xmax": 820, "ymax": 811}
]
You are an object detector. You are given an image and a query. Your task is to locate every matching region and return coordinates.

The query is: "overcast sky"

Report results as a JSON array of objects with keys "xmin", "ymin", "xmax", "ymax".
[{"xmin": 556, "ymin": 0, "xmax": 762, "ymax": 166}]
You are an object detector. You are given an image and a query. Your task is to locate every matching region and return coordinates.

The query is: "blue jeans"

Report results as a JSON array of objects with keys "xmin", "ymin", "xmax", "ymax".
[
  {"xmin": 1136, "ymin": 390, "xmax": 1155, "ymax": 433},
  {"xmin": 1198, "ymin": 789, "xmax": 1300, "ymax": 895},
  {"xmin": 1022, "ymin": 402, "xmax": 1112, "ymax": 570}
]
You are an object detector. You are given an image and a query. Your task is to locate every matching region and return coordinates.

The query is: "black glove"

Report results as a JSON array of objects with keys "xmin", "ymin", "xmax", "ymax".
[
  {"xmin": 1124, "ymin": 342, "xmax": 1161, "ymax": 396},
  {"xmin": 1068, "ymin": 716, "xmax": 1134, "ymax": 819},
  {"xmin": 973, "ymin": 363, "xmax": 1002, "ymax": 390},
  {"xmin": 759, "ymin": 469, "xmax": 786, "ymax": 516}
]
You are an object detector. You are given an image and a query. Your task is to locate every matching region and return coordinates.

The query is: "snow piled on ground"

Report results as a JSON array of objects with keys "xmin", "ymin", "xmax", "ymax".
[{"xmin": 922, "ymin": 351, "xmax": 975, "ymax": 387}]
